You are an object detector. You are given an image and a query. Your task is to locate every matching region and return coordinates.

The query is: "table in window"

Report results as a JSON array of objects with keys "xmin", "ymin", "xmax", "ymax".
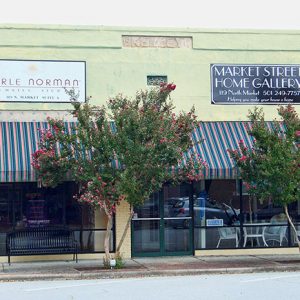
[{"xmin": 243, "ymin": 222, "xmax": 269, "ymax": 247}]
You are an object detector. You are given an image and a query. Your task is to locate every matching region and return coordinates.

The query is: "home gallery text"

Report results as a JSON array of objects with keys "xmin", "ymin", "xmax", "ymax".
[{"xmin": 211, "ymin": 64, "xmax": 300, "ymax": 104}]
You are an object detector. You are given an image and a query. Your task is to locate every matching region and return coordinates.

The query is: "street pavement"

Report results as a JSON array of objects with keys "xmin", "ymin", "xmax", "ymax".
[
  {"xmin": 1, "ymin": 272, "xmax": 300, "ymax": 300},
  {"xmin": 1, "ymin": 254, "xmax": 300, "ymax": 281}
]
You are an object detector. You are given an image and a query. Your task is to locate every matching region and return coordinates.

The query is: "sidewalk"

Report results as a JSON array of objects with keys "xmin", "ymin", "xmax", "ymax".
[{"xmin": 1, "ymin": 254, "xmax": 300, "ymax": 281}]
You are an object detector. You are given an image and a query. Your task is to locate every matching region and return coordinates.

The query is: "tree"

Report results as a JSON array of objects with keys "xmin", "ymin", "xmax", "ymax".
[
  {"xmin": 228, "ymin": 105, "xmax": 300, "ymax": 249},
  {"xmin": 32, "ymin": 101, "xmax": 123, "ymax": 262},
  {"xmin": 32, "ymin": 83, "xmax": 203, "ymax": 262}
]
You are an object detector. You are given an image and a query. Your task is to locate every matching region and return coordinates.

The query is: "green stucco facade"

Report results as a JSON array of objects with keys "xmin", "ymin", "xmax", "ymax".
[
  {"xmin": 1, "ymin": 24, "xmax": 300, "ymax": 260},
  {"xmin": 1, "ymin": 24, "xmax": 300, "ymax": 120}
]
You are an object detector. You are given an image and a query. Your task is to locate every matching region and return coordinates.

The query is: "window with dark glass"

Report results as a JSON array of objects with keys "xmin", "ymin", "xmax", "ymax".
[
  {"xmin": 0, "ymin": 182, "xmax": 114, "ymax": 256},
  {"xmin": 193, "ymin": 180, "xmax": 239, "ymax": 249},
  {"xmin": 193, "ymin": 179, "xmax": 297, "ymax": 250}
]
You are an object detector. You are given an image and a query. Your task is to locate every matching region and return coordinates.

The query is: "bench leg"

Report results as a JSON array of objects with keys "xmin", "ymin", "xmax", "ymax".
[{"xmin": 73, "ymin": 252, "xmax": 78, "ymax": 263}]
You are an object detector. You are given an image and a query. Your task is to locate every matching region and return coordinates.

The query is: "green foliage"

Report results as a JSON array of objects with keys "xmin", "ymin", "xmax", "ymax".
[
  {"xmin": 32, "ymin": 83, "xmax": 204, "ymax": 258},
  {"xmin": 102, "ymin": 252, "xmax": 124, "ymax": 269},
  {"xmin": 114, "ymin": 252, "xmax": 125, "ymax": 269},
  {"xmin": 228, "ymin": 105, "xmax": 300, "ymax": 207},
  {"xmin": 32, "ymin": 101, "xmax": 123, "ymax": 216},
  {"xmin": 108, "ymin": 83, "xmax": 203, "ymax": 206},
  {"xmin": 32, "ymin": 83, "xmax": 203, "ymax": 211}
]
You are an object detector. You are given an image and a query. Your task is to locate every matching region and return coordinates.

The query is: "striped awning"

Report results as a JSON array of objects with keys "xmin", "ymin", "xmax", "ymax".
[
  {"xmin": 190, "ymin": 121, "xmax": 255, "ymax": 179},
  {"xmin": 0, "ymin": 122, "xmax": 76, "ymax": 182},
  {"xmin": 0, "ymin": 121, "xmax": 262, "ymax": 182},
  {"xmin": 0, "ymin": 121, "xmax": 121, "ymax": 182}
]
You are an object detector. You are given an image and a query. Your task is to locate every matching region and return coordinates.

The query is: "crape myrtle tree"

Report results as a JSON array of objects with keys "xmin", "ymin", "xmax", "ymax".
[
  {"xmin": 32, "ymin": 83, "xmax": 204, "ymax": 262},
  {"xmin": 32, "ymin": 98, "xmax": 123, "ymax": 262},
  {"xmin": 228, "ymin": 105, "xmax": 300, "ymax": 250}
]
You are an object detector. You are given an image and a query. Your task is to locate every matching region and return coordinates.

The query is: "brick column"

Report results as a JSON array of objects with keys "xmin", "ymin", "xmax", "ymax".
[{"xmin": 115, "ymin": 201, "xmax": 132, "ymax": 258}]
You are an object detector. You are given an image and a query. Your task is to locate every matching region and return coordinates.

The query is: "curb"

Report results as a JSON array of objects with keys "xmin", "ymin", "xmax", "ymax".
[{"xmin": 1, "ymin": 265, "xmax": 300, "ymax": 281}]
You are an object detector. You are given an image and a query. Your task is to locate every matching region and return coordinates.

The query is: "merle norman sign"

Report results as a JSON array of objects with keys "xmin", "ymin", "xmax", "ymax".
[
  {"xmin": 211, "ymin": 64, "xmax": 300, "ymax": 105},
  {"xmin": 0, "ymin": 60, "xmax": 86, "ymax": 103}
]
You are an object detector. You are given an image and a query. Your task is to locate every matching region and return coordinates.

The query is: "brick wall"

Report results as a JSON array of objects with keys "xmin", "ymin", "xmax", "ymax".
[{"xmin": 115, "ymin": 201, "xmax": 132, "ymax": 258}]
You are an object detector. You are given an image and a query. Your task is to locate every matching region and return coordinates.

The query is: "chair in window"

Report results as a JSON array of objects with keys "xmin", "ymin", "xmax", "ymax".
[
  {"xmin": 264, "ymin": 214, "xmax": 288, "ymax": 246},
  {"xmin": 216, "ymin": 227, "xmax": 239, "ymax": 248},
  {"xmin": 264, "ymin": 224, "xmax": 287, "ymax": 246}
]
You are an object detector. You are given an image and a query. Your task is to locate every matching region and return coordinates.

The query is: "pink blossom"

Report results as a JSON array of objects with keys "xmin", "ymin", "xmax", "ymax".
[
  {"xmin": 239, "ymin": 155, "xmax": 247, "ymax": 162},
  {"xmin": 243, "ymin": 182, "xmax": 251, "ymax": 190}
]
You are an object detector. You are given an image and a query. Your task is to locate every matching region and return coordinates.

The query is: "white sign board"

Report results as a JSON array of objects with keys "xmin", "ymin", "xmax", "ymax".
[
  {"xmin": 206, "ymin": 219, "xmax": 224, "ymax": 227},
  {"xmin": 0, "ymin": 60, "xmax": 86, "ymax": 103}
]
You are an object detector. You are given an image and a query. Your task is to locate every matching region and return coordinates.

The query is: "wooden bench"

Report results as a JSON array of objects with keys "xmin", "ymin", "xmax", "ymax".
[{"xmin": 6, "ymin": 228, "xmax": 78, "ymax": 265}]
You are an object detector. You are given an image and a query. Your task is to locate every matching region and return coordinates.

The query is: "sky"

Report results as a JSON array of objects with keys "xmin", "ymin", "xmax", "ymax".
[{"xmin": 1, "ymin": 0, "xmax": 300, "ymax": 30}]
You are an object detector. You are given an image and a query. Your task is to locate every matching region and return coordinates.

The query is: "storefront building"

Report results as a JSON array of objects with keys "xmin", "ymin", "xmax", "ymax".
[{"xmin": 0, "ymin": 24, "xmax": 300, "ymax": 261}]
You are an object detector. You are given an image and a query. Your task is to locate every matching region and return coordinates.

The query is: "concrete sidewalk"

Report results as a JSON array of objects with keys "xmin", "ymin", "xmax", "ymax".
[{"xmin": 1, "ymin": 254, "xmax": 300, "ymax": 281}]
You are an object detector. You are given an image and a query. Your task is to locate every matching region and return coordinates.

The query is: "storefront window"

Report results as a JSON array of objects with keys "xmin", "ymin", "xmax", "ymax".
[
  {"xmin": 194, "ymin": 179, "xmax": 297, "ymax": 250},
  {"xmin": 239, "ymin": 181, "xmax": 286, "ymax": 224},
  {"xmin": 0, "ymin": 186, "xmax": 13, "ymax": 232},
  {"xmin": 132, "ymin": 180, "xmax": 299, "ymax": 256},
  {"xmin": 194, "ymin": 180, "xmax": 239, "ymax": 249},
  {"xmin": 0, "ymin": 182, "xmax": 114, "ymax": 255},
  {"xmin": 241, "ymin": 186, "xmax": 289, "ymax": 248}
]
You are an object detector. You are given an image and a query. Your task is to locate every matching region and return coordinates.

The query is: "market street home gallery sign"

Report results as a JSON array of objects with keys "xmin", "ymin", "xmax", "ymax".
[
  {"xmin": 211, "ymin": 64, "xmax": 300, "ymax": 105},
  {"xmin": 0, "ymin": 60, "xmax": 86, "ymax": 103}
]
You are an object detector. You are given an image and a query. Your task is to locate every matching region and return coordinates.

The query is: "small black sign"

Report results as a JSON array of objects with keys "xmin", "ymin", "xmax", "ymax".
[
  {"xmin": 211, "ymin": 64, "xmax": 300, "ymax": 105},
  {"xmin": 147, "ymin": 75, "xmax": 167, "ymax": 86}
]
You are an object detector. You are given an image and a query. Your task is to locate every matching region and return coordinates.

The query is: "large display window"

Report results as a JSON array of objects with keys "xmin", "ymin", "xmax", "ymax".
[
  {"xmin": 0, "ymin": 182, "xmax": 114, "ymax": 256},
  {"xmin": 194, "ymin": 180, "xmax": 298, "ymax": 250},
  {"xmin": 132, "ymin": 180, "xmax": 299, "ymax": 256}
]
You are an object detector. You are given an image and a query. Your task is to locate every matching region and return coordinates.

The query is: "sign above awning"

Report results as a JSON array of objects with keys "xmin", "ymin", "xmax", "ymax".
[
  {"xmin": 0, "ymin": 60, "xmax": 86, "ymax": 103},
  {"xmin": 211, "ymin": 64, "xmax": 300, "ymax": 105}
]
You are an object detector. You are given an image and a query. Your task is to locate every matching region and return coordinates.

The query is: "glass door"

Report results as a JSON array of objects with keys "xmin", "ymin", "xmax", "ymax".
[
  {"xmin": 163, "ymin": 184, "xmax": 193, "ymax": 254},
  {"xmin": 132, "ymin": 184, "xmax": 193, "ymax": 257},
  {"xmin": 132, "ymin": 191, "xmax": 161, "ymax": 255}
]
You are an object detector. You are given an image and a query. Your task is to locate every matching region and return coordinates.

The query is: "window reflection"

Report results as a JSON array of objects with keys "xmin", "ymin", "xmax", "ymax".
[
  {"xmin": 134, "ymin": 192, "xmax": 160, "ymax": 219},
  {"xmin": 0, "ymin": 186, "xmax": 13, "ymax": 232},
  {"xmin": 193, "ymin": 180, "xmax": 240, "ymax": 226},
  {"xmin": 0, "ymin": 182, "xmax": 111, "ymax": 255},
  {"xmin": 132, "ymin": 220, "xmax": 160, "ymax": 253},
  {"xmin": 193, "ymin": 179, "xmax": 295, "ymax": 250}
]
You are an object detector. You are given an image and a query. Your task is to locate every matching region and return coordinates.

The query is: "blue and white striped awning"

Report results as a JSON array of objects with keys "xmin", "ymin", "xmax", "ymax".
[{"xmin": 0, "ymin": 121, "xmax": 277, "ymax": 182}]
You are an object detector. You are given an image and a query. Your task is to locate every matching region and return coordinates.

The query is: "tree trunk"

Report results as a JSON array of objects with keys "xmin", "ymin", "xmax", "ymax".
[
  {"xmin": 284, "ymin": 204, "xmax": 300, "ymax": 252},
  {"xmin": 103, "ymin": 205, "xmax": 113, "ymax": 261},
  {"xmin": 249, "ymin": 196, "xmax": 253, "ymax": 223},
  {"xmin": 116, "ymin": 206, "xmax": 134, "ymax": 253}
]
